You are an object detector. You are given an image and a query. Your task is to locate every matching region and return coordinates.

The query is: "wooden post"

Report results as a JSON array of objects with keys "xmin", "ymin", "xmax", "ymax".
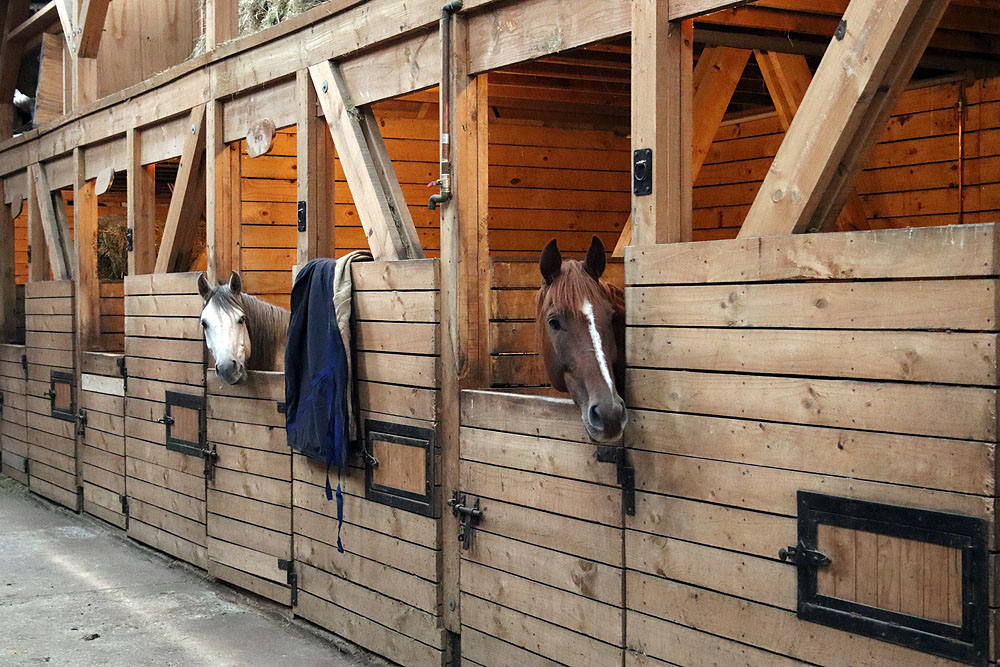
[
  {"xmin": 439, "ymin": 11, "xmax": 489, "ymax": 634},
  {"xmin": 206, "ymin": 99, "xmax": 236, "ymax": 283},
  {"xmin": 126, "ymin": 128, "xmax": 156, "ymax": 275},
  {"xmin": 27, "ymin": 171, "xmax": 49, "ymax": 282},
  {"xmin": 631, "ymin": 0, "xmax": 692, "ymax": 247},
  {"xmin": 74, "ymin": 148, "xmax": 100, "ymax": 350},
  {"xmin": 0, "ymin": 182, "xmax": 15, "ymax": 342},
  {"xmin": 296, "ymin": 69, "xmax": 335, "ymax": 265},
  {"xmin": 738, "ymin": 0, "xmax": 949, "ymax": 237},
  {"xmin": 71, "ymin": 0, "xmax": 97, "ymax": 108},
  {"xmin": 155, "ymin": 104, "xmax": 207, "ymax": 274},
  {"xmin": 205, "ymin": 0, "xmax": 238, "ymax": 51}
]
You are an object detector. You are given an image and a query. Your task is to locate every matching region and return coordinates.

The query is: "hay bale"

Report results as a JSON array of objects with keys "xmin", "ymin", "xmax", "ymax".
[
  {"xmin": 238, "ymin": 0, "xmax": 325, "ymax": 35},
  {"xmin": 98, "ymin": 214, "xmax": 128, "ymax": 280}
]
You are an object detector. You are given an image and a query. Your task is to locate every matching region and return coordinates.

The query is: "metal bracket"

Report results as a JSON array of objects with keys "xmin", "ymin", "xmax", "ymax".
[
  {"xmin": 633, "ymin": 148, "xmax": 653, "ymax": 196},
  {"xmin": 120, "ymin": 494, "xmax": 129, "ymax": 518},
  {"xmin": 596, "ymin": 445, "xmax": 636, "ymax": 516},
  {"xmin": 117, "ymin": 356, "xmax": 127, "ymax": 378},
  {"xmin": 779, "ymin": 543, "xmax": 832, "ymax": 568},
  {"xmin": 203, "ymin": 444, "xmax": 219, "ymax": 481},
  {"xmin": 21, "ymin": 354, "xmax": 27, "ymax": 376},
  {"xmin": 77, "ymin": 485, "xmax": 84, "ymax": 512},
  {"xmin": 277, "ymin": 558, "xmax": 298, "ymax": 606},
  {"xmin": 26, "ymin": 244, "xmax": 31, "ymax": 264},
  {"xmin": 276, "ymin": 401, "xmax": 286, "ymax": 414},
  {"xmin": 0, "ymin": 391, "xmax": 4, "ymax": 415},
  {"xmin": 77, "ymin": 408, "xmax": 87, "ymax": 436},
  {"xmin": 296, "ymin": 201, "xmax": 307, "ymax": 232},
  {"xmin": 448, "ymin": 491, "xmax": 484, "ymax": 550},
  {"xmin": 125, "ymin": 228, "xmax": 134, "ymax": 251},
  {"xmin": 23, "ymin": 457, "xmax": 29, "ymax": 475},
  {"xmin": 157, "ymin": 414, "xmax": 174, "ymax": 426}
]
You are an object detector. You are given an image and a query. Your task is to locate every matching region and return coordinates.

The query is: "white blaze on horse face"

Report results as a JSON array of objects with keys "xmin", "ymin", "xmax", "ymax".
[
  {"xmin": 581, "ymin": 300, "xmax": 614, "ymax": 393},
  {"xmin": 201, "ymin": 299, "xmax": 250, "ymax": 369}
]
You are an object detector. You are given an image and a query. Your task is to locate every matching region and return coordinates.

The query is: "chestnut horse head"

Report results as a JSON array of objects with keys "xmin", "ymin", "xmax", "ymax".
[{"xmin": 537, "ymin": 236, "xmax": 627, "ymax": 443}]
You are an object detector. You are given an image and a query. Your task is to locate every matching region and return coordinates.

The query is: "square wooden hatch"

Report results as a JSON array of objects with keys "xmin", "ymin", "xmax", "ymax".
[
  {"xmin": 364, "ymin": 419, "xmax": 435, "ymax": 517},
  {"xmin": 163, "ymin": 391, "xmax": 206, "ymax": 458},
  {"xmin": 48, "ymin": 370, "xmax": 75, "ymax": 422},
  {"xmin": 794, "ymin": 492, "xmax": 988, "ymax": 665}
]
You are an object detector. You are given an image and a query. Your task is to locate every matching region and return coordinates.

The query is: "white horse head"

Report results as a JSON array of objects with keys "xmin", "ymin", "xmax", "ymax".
[{"xmin": 198, "ymin": 271, "xmax": 250, "ymax": 385}]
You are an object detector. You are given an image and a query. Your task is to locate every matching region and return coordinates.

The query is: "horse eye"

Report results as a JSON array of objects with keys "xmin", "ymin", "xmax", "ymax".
[
  {"xmin": 238, "ymin": 316, "xmax": 246, "ymax": 325},
  {"xmin": 548, "ymin": 318, "xmax": 561, "ymax": 332},
  {"xmin": 200, "ymin": 320, "xmax": 207, "ymax": 329}
]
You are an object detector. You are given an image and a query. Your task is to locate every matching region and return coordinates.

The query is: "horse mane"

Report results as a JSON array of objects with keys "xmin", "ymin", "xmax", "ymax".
[{"xmin": 207, "ymin": 285, "xmax": 291, "ymax": 371}]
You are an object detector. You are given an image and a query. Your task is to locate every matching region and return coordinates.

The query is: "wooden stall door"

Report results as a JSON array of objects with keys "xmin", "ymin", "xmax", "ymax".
[
  {"xmin": 24, "ymin": 280, "xmax": 78, "ymax": 510},
  {"xmin": 0, "ymin": 343, "xmax": 28, "ymax": 485},
  {"xmin": 123, "ymin": 273, "xmax": 208, "ymax": 568},
  {"xmin": 79, "ymin": 353, "xmax": 127, "ymax": 529},
  {"xmin": 457, "ymin": 390, "xmax": 626, "ymax": 667},
  {"xmin": 206, "ymin": 371, "xmax": 293, "ymax": 605}
]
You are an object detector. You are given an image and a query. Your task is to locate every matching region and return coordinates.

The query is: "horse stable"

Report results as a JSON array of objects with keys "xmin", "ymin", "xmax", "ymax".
[{"xmin": 0, "ymin": 0, "xmax": 998, "ymax": 665}]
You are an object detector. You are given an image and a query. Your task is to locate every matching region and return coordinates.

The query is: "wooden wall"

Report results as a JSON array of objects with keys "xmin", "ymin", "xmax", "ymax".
[
  {"xmin": 458, "ymin": 390, "xmax": 625, "ymax": 667},
  {"xmin": 99, "ymin": 281, "xmax": 124, "ymax": 351},
  {"xmin": 24, "ymin": 280, "xmax": 77, "ymax": 510},
  {"xmin": 79, "ymin": 352, "xmax": 126, "ymax": 528},
  {"xmin": 206, "ymin": 370, "xmax": 293, "ymax": 605},
  {"xmin": 0, "ymin": 343, "xmax": 28, "ymax": 484},
  {"xmin": 623, "ymin": 223, "xmax": 999, "ymax": 666},
  {"xmin": 123, "ymin": 272, "xmax": 207, "ymax": 568},
  {"xmin": 695, "ymin": 76, "xmax": 1000, "ymax": 239},
  {"xmin": 292, "ymin": 259, "xmax": 445, "ymax": 667}
]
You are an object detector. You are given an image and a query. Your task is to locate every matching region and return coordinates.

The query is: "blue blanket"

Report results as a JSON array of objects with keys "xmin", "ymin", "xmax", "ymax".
[{"xmin": 284, "ymin": 258, "xmax": 350, "ymax": 551}]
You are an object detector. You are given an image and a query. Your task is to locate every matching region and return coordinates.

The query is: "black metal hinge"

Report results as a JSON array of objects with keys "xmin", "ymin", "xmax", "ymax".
[
  {"xmin": 448, "ymin": 491, "xmax": 484, "ymax": 549},
  {"xmin": 125, "ymin": 228, "xmax": 134, "ymax": 251},
  {"xmin": 120, "ymin": 494, "xmax": 130, "ymax": 529},
  {"xmin": 76, "ymin": 485, "xmax": 84, "ymax": 512},
  {"xmin": 0, "ymin": 391, "xmax": 4, "ymax": 415},
  {"xmin": 23, "ymin": 457, "xmax": 29, "ymax": 475},
  {"xmin": 21, "ymin": 354, "xmax": 27, "ymax": 376},
  {"xmin": 77, "ymin": 408, "xmax": 87, "ymax": 436},
  {"xmin": 278, "ymin": 559, "xmax": 298, "ymax": 606},
  {"xmin": 203, "ymin": 444, "xmax": 218, "ymax": 481},
  {"xmin": 26, "ymin": 244, "xmax": 31, "ymax": 264},
  {"xmin": 596, "ymin": 445, "xmax": 636, "ymax": 516},
  {"xmin": 779, "ymin": 543, "xmax": 832, "ymax": 568},
  {"xmin": 296, "ymin": 201, "xmax": 307, "ymax": 232}
]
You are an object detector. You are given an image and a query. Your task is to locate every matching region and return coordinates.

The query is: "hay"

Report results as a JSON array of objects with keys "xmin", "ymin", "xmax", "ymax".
[
  {"xmin": 238, "ymin": 0, "xmax": 326, "ymax": 35},
  {"xmin": 97, "ymin": 214, "xmax": 128, "ymax": 280}
]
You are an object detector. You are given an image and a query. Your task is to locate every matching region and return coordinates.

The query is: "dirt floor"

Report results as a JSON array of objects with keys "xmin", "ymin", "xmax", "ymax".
[{"xmin": 0, "ymin": 476, "xmax": 374, "ymax": 667}]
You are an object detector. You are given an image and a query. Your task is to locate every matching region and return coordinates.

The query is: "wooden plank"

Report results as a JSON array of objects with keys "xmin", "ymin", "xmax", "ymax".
[
  {"xmin": 74, "ymin": 149, "xmax": 100, "ymax": 351},
  {"xmin": 127, "ymin": 128, "xmax": 156, "ymax": 275},
  {"xmin": 628, "ymin": 223, "xmax": 1000, "ymax": 285},
  {"xmin": 738, "ymin": 0, "xmax": 950, "ymax": 236},
  {"xmin": 206, "ymin": 99, "xmax": 236, "ymax": 283},
  {"xmin": 154, "ymin": 105, "xmax": 207, "ymax": 274},
  {"xmin": 625, "ymin": 279, "xmax": 997, "ymax": 331},
  {"xmin": 28, "ymin": 163, "xmax": 72, "ymax": 280},
  {"xmin": 631, "ymin": 2, "xmax": 691, "ymax": 246},
  {"xmin": 308, "ymin": 60, "xmax": 409, "ymax": 261},
  {"xmin": 352, "ymin": 258, "xmax": 439, "ymax": 292}
]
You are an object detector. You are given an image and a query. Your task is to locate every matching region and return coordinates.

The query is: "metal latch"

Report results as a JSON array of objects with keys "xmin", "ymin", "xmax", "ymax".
[
  {"xmin": 77, "ymin": 408, "xmax": 87, "ymax": 436},
  {"xmin": 297, "ymin": 201, "xmax": 307, "ymax": 232},
  {"xmin": 157, "ymin": 414, "xmax": 174, "ymax": 426},
  {"xmin": 125, "ymin": 228, "xmax": 134, "ymax": 251},
  {"xmin": 277, "ymin": 558, "xmax": 298, "ymax": 606},
  {"xmin": 203, "ymin": 444, "xmax": 218, "ymax": 481},
  {"xmin": 448, "ymin": 491, "xmax": 484, "ymax": 550},
  {"xmin": 633, "ymin": 148, "xmax": 653, "ymax": 196},
  {"xmin": 596, "ymin": 445, "xmax": 636, "ymax": 516},
  {"xmin": 779, "ymin": 543, "xmax": 832, "ymax": 568}
]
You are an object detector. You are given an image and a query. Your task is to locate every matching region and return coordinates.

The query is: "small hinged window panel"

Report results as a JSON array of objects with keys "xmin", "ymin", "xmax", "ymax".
[
  {"xmin": 794, "ymin": 491, "xmax": 988, "ymax": 666},
  {"xmin": 364, "ymin": 419, "xmax": 436, "ymax": 517},
  {"xmin": 163, "ymin": 391, "xmax": 206, "ymax": 458},
  {"xmin": 48, "ymin": 370, "xmax": 75, "ymax": 422}
]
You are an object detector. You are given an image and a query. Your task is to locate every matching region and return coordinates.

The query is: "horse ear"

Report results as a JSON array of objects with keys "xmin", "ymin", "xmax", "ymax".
[
  {"xmin": 229, "ymin": 271, "xmax": 242, "ymax": 295},
  {"xmin": 197, "ymin": 272, "xmax": 212, "ymax": 302},
  {"xmin": 584, "ymin": 235, "xmax": 606, "ymax": 280},
  {"xmin": 540, "ymin": 239, "xmax": 562, "ymax": 285}
]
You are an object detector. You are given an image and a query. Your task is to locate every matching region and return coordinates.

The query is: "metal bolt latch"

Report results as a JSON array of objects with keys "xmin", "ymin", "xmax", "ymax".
[
  {"xmin": 448, "ymin": 491, "xmax": 484, "ymax": 549},
  {"xmin": 779, "ymin": 543, "xmax": 832, "ymax": 568},
  {"xmin": 157, "ymin": 414, "xmax": 174, "ymax": 425}
]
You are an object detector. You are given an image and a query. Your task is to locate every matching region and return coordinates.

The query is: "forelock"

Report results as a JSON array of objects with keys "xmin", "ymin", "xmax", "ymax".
[{"xmin": 207, "ymin": 283, "xmax": 243, "ymax": 316}]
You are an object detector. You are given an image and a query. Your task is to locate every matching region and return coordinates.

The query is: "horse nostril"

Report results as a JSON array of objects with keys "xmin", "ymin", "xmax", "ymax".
[{"xmin": 588, "ymin": 404, "xmax": 603, "ymax": 430}]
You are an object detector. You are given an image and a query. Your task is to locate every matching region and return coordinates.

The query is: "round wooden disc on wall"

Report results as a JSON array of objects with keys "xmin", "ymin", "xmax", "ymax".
[
  {"xmin": 246, "ymin": 119, "xmax": 276, "ymax": 158},
  {"xmin": 9, "ymin": 196, "xmax": 23, "ymax": 219},
  {"xmin": 95, "ymin": 166, "xmax": 115, "ymax": 196}
]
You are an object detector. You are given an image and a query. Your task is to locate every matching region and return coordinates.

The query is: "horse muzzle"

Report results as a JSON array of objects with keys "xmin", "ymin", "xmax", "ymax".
[
  {"xmin": 583, "ymin": 397, "xmax": 628, "ymax": 443},
  {"xmin": 215, "ymin": 359, "xmax": 246, "ymax": 385}
]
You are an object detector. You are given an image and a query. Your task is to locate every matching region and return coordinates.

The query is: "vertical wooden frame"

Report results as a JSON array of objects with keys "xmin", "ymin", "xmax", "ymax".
[
  {"xmin": 0, "ymin": 182, "xmax": 15, "ymax": 342},
  {"xmin": 74, "ymin": 148, "xmax": 100, "ymax": 351},
  {"xmin": 205, "ymin": 0, "xmax": 238, "ymax": 51},
  {"xmin": 207, "ymin": 99, "xmax": 236, "ymax": 283},
  {"xmin": 631, "ymin": 0, "xmax": 693, "ymax": 247},
  {"xmin": 296, "ymin": 68, "xmax": 335, "ymax": 265},
  {"xmin": 27, "ymin": 170, "xmax": 49, "ymax": 282},
  {"xmin": 126, "ymin": 128, "xmax": 156, "ymax": 275}
]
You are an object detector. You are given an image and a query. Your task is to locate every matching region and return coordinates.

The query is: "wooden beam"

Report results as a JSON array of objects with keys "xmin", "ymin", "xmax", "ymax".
[
  {"xmin": 126, "ymin": 127, "xmax": 156, "ymax": 275},
  {"xmin": 295, "ymin": 68, "xmax": 334, "ymax": 265},
  {"xmin": 73, "ymin": 147, "xmax": 99, "ymax": 350},
  {"xmin": 6, "ymin": 1, "xmax": 60, "ymax": 44},
  {"xmin": 28, "ymin": 162, "xmax": 73, "ymax": 280},
  {"xmin": 206, "ymin": 99, "xmax": 236, "ymax": 283},
  {"xmin": 738, "ymin": 0, "xmax": 949, "ymax": 237},
  {"xmin": 359, "ymin": 107, "xmax": 424, "ymax": 258},
  {"xmin": 205, "ymin": 0, "xmax": 238, "ymax": 51},
  {"xmin": 308, "ymin": 60, "xmax": 415, "ymax": 261},
  {"xmin": 35, "ymin": 33, "xmax": 65, "ymax": 125},
  {"xmin": 670, "ymin": 0, "xmax": 753, "ymax": 20},
  {"xmin": 0, "ymin": 182, "xmax": 15, "ymax": 342},
  {"xmin": 75, "ymin": 0, "xmax": 110, "ymax": 58},
  {"xmin": 631, "ymin": 1, "xmax": 693, "ymax": 246},
  {"xmin": 755, "ymin": 50, "xmax": 868, "ymax": 232},
  {"xmin": 154, "ymin": 104, "xmax": 207, "ymax": 273},
  {"xmin": 26, "ymin": 169, "xmax": 49, "ymax": 281}
]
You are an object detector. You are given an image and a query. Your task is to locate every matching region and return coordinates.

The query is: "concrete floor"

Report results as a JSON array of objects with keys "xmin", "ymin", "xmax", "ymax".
[{"xmin": 0, "ymin": 477, "xmax": 372, "ymax": 667}]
